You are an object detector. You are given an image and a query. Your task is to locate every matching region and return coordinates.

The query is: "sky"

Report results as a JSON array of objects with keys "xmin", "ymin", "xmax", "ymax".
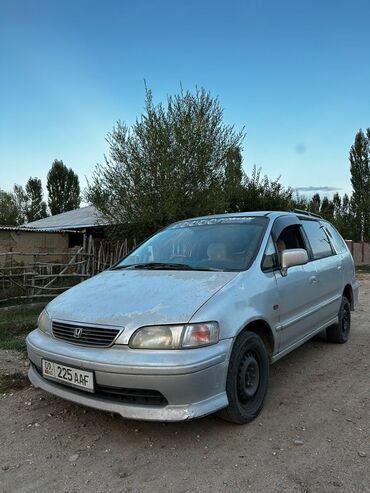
[{"xmin": 0, "ymin": 0, "xmax": 369, "ymax": 200}]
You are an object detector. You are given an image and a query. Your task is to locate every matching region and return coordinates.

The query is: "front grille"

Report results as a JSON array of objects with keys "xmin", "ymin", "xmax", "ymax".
[
  {"xmin": 52, "ymin": 321, "xmax": 121, "ymax": 347},
  {"xmin": 96, "ymin": 385, "xmax": 168, "ymax": 406}
]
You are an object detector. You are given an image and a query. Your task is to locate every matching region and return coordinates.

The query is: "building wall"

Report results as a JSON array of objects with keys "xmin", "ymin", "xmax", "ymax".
[
  {"xmin": 0, "ymin": 230, "xmax": 71, "ymax": 265},
  {"xmin": 346, "ymin": 241, "xmax": 370, "ymax": 265}
]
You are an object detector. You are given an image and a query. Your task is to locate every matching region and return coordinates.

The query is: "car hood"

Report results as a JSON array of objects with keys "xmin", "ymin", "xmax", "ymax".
[{"xmin": 47, "ymin": 269, "xmax": 238, "ymax": 334}]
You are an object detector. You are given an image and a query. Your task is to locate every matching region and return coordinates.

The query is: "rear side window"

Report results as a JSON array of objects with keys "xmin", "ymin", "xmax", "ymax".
[
  {"xmin": 324, "ymin": 223, "xmax": 348, "ymax": 254},
  {"xmin": 302, "ymin": 220, "xmax": 333, "ymax": 259}
]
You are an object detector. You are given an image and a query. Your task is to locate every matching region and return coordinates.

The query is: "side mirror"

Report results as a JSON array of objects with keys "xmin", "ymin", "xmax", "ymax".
[{"xmin": 280, "ymin": 248, "xmax": 308, "ymax": 276}]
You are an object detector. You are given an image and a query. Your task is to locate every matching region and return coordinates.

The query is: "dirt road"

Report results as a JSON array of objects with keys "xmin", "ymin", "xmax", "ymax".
[{"xmin": 1, "ymin": 275, "xmax": 369, "ymax": 493}]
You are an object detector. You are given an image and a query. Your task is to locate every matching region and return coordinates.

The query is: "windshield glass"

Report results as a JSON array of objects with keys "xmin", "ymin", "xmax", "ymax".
[{"xmin": 115, "ymin": 216, "xmax": 267, "ymax": 272}]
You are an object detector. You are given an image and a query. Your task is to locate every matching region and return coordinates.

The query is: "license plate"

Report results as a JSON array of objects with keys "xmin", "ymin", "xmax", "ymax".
[{"xmin": 42, "ymin": 359, "xmax": 94, "ymax": 392}]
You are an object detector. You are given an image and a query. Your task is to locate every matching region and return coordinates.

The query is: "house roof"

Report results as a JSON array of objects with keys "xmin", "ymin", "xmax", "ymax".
[
  {"xmin": 23, "ymin": 205, "xmax": 110, "ymax": 231},
  {"xmin": 0, "ymin": 226, "xmax": 80, "ymax": 233}
]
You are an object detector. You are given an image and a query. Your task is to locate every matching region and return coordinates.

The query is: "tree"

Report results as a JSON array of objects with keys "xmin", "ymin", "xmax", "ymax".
[
  {"xmin": 320, "ymin": 196, "xmax": 334, "ymax": 221},
  {"xmin": 47, "ymin": 160, "xmax": 81, "ymax": 215},
  {"xmin": 25, "ymin": 177, "xmax": 48, "ymax": 222},
  {"xmin": 12, "ymin": 184, "xmax": 28, "ymax": 224},
  {"xmin": 87, "ymin": 87, "xmax": 245, "ymax": 238},
  {"xmin": 0, "ymin": 179, "xmax": 47, "ymax": 226},
  {"xmin": 332, "ymin": 193, "xmax": 354, "ymax": 239},
  {"xmin": 238, "ymin": 166, "xmax": 294, "ymax": 212},
  {"xmin": 0, "ymin": 189, "xmax": 18, "ymax": 225},
  {"xmin": 332, "ymin": 192, "xmax": 342, "ymax": 217},
  {"xmin": 223, "ymin": 147, "xmax": 244, "ymax": 212},
  {"xmin": 309, "ymin": 193, "xmax": 321, "ymax": 214},
  {"xmin": 349, "ymin": 129, "xmax": 370, "ymax": 241},
  {"xmin": 0, "ymin": 185, "xmax": 31, "ymax": 225},
  {"xmin": 291, "ymin": 192, "xmax": 309, "ymax": 211}
]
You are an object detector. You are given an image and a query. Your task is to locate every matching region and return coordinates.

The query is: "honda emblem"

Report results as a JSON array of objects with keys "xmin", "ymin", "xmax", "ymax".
[{"xmin": 74, "ymin": 327, "xmax": 83, "ymax": 339}]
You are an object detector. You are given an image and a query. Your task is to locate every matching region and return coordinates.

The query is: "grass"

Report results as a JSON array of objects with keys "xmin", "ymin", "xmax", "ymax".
[
  {"xmin": 0, "ymin": 303, "xmax": 45, "ymax": 353},
  {"xmin": 356, "ymin": 265, "xmax": 370, "ymax": 274}
]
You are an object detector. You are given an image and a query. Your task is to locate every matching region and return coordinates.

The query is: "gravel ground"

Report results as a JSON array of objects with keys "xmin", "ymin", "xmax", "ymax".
[{"xmin": 1, "ymin": 275, "xmax": 369, "ymax": 493}]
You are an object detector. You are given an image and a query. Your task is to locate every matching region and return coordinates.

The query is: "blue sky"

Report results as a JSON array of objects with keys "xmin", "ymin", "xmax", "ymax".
[{"xmin": 0, "ymin": 0, "xmax": 369, "ymax": 199}]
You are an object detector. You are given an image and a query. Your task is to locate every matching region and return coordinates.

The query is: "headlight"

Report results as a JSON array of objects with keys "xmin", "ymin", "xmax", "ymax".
[
  {"xmin": 38, "ymin": 309, "xmax": 51, "ymax": 334},
  {"xmin": 129, "ymin": 322, "xmax": 219, "ymax": 349}
]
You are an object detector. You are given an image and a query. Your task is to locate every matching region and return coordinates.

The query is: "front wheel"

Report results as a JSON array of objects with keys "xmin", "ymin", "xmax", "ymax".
[
  {"xmin": 218, "ymin": 331, "xmax": 269, "ymax": 424},
  {"xmin": 326, "ymin": 296, "xmax": 351, "ymax": 343}
]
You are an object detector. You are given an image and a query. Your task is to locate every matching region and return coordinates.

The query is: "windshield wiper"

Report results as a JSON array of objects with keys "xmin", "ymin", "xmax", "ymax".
[
  {"xmin": 111, "ymin": 264, "xmax": 136, "ymax": 270},
  {"xmin": 132, "ymin": 262, "xmax": 222, "ymax": 271}
]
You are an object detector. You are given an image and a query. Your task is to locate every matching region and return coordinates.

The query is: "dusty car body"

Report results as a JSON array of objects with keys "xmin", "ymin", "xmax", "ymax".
[{"xmin": 26, "ymin": 211, "xmax": 359, "ymax": 423}]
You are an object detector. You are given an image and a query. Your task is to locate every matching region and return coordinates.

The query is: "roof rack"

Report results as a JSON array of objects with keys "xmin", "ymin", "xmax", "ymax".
[{"xmin": 292, "ymin": 208, "xmax": 322, "ymax": 219}]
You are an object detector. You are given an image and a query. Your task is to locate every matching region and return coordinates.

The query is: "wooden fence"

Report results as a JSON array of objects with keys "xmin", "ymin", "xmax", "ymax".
[
  {"xmin": 345, "ymin": 241, "xmax": 370, "ymax": 265},
  {"xmin": 0, "ymin": 236, "xmax": 135, "ymax": 305}
]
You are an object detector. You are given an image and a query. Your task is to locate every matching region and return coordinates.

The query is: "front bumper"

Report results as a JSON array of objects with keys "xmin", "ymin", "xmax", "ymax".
[{"xmin": 26, "ymin": 329, "xmax": 232, "ymax": 421}]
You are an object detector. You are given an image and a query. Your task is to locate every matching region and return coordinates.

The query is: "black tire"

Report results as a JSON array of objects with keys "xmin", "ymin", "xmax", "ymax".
[
  {"xmin": 326, "ymin": 296, "xmax": 351, "ymax": 344},
  {"xmin": 217, "ymin": 331, "xmax": 269, "ymax": 424}
]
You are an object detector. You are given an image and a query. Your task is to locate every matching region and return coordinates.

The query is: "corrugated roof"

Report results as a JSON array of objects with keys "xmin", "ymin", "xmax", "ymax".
[
  {"xmin": 0, "ymin": 226, "xmax": 81, "ymax": 233},
  {"xmin": 22, "ymin": 205, "xmax": 111, "ymax": 230}
]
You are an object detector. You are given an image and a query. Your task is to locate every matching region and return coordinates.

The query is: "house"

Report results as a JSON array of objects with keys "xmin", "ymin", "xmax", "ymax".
[
  {"xmin": 24, "ymin": 205, "xmax": 112, "ymax": 246},
  {"xmin": 0, "ymin": 206, "xmax": 111, "ymax": 263},
  {"xmin": 0, "ymin": 225, "xmax": 80, "ymax": 266},
  {"xmin": 25, "ymin": 205, "xmax": 110, "ymax": 236},
  {"xmin": 0, "ymin": 207, "xmax": 130, "ymax": 300}
]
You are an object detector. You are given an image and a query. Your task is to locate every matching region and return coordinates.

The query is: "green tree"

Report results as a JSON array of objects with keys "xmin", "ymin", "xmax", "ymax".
[
  {"xmin": 47, "ymin": 160, "xmax": 81, "ymax": 215},
  {"xmin": 320, "ymin": 196, "xmax": 334, "ymax": 221},
  {"xmin": 349, "ymin": 129, "xmax": 370, "ymax": 241},
  {"xmin": 87, "ymin": 87, "xmax": 245, "ymax": 238},
  {"xmin": 0, "ymin": 189, "xmax": 18, "ymax": 225},
  {"xmin": 12, "ymin": 184, "xmax": 28, "ymax": 224},
  {"xmin": 342, "ymin": 193, "xmax": 350, "ymax": 213},
  {"xmin": 25, "ymin": 177, "xmax": 48, "ymax": 222},
  {"xmin": 332, "ymin": 193, "xmax": 354, "ymax": 239},
  {"xmin": 223, "ymin": 147, "xmax": 244, "ymax": 212},
  {"xmin": 291, "ymin": 192, "xmax": 309, "ymax": 211},
  {"xmin": 309, "ymin": 193, "xmax": 321, "ymax": 214},
  {"xmin": 332, "ymin": 192, "xmax": 342, "ymax": 217},
  {"xmin": 238, "ymin": 166, "xmax": 294, "ymax": 212}
]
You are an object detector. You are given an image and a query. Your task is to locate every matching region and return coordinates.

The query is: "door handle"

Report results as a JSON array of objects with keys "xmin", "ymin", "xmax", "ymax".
[
  {"xmin": 337, "ymin": 265, "xmax": 342, "ymax": 271},
  {"xmin": 309, "ymin": 275, "xmax": 318, "ymax": 284}
]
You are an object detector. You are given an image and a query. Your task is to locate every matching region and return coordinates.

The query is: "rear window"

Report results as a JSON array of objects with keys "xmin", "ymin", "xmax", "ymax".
[
  {"xmin": 302, "ymin": 220, "xmax": 333, "ymax": 260},
  {"xmin": 324, "ymin": 223, "xmax": 348, "ymax": 254}
]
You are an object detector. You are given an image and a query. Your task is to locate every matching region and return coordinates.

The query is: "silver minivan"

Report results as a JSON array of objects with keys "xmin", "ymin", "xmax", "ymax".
[{"xmin": 26, "ymin": 211, "xmax": 359, "ymax": 424}]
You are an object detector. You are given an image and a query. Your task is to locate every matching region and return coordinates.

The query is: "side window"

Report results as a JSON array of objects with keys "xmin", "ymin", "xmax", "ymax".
[
  {"xmin": 302, "ymin": 220, "xmax": 333, "ymax": 259},
  {"xmin": 262, "ymin": 236, "xmax": 278, "ymax": 271},
  {"xmin": 324, "ymin": 223, "xmax": 348, "ymax": 254},
  {"xmin": 276, "ymin": 225, "xmax": 307, "ymax": 253}
]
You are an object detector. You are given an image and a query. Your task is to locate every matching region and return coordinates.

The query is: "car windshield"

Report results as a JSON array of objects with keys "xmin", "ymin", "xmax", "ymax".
[{"xmin": 114, "ymin": 216, "xmax": 267, "ymax": 272}]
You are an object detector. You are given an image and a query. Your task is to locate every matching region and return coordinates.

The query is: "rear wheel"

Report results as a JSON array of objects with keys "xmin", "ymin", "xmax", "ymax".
[
  {"xmin": 326, "ymin": 296, "xmax": 351, "ymax": 344},
  {"xmin": 218, "ymin": 331, "xmax": 269, "ymax": 424}
]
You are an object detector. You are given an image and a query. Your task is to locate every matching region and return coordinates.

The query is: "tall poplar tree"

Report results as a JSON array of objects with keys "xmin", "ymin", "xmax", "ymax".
[
  {"xmin": 25, "ymin": 177, "xmax": 48, "ymax": 222},
  {"xmin": 349, "ymin": 129, "xmax": 370, "ymax": 241},
  {"xmin": 47, "ymin": 160, "xmax": 81, "ymax": 215}
]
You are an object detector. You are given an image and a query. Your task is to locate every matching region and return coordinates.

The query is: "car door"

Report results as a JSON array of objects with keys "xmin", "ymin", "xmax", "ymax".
[
  {"xmin": 301, "ymin": 219, "xmax": 343, "ymax": 325},
  {"xmin": 271, "ymin": 217, "xmax": 321, "ymax": 349}
]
